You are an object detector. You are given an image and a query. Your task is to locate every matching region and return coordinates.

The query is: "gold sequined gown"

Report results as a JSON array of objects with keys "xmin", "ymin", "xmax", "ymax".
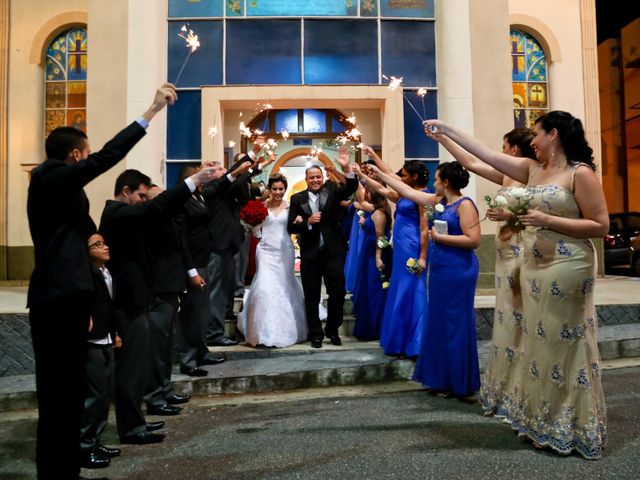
[
  {"xmin": 502, "ymin": 182, "xmax": 607, "ymax": 460},
  {"xmin": 479, "ymin": 187, "xmax": 525, "ymax": 416}
]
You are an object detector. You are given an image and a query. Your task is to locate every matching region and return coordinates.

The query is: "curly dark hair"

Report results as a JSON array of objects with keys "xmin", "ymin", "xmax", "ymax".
[
  {"xmin": 436, "ymin": 161, "xmax": 470, "ymax": 191},
  {"xmin": 535, "ymin": 111, "xmax": 596, "ymax": 171},
  {"xmin": 403, "ymin": 160, "xmax": 429, "ymax": 188}
]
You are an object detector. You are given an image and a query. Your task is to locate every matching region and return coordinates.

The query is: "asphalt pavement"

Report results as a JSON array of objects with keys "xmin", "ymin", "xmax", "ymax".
[{"xmin": 0, "ymin": 365, "xmax": 639, "ymax": 479}]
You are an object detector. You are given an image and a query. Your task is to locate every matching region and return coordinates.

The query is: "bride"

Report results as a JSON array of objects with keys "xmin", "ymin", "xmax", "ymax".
[{"xmin": 238, "ymin": 174, "xmax": 309, "ymax": 347}]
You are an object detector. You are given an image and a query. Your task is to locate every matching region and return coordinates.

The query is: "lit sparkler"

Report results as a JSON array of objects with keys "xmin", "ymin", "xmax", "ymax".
[
  {"xmin": 207, "ymin": 126, "xmax": 218, "ymax": 138},
  {"xmin": 417, "ymin": 87, "xmax": 428, "ymax": 119},
  {"xmin": 174, "ymin": 24, "xmax": 201, "ymax": 86}
]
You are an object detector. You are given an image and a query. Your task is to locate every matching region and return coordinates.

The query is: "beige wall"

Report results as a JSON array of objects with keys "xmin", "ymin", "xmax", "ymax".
[
  {"xmin": 85, "ymin": 0, "xmax": 167, "ymax": 223},
  {"xmin": 7, "ymin": 0, "xmax": 87, "ymax": 248}
]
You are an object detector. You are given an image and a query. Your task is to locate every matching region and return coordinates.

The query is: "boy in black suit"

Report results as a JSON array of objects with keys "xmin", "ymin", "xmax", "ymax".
[{"xmin": 79, "ymin": 233, "xmax": 121, "ymax": 470}]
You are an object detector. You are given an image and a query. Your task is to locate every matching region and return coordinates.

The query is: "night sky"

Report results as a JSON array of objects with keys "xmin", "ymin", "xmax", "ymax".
[{"xmin": 596, "ymin": 1, "xmax": 640, "ymax": 45}]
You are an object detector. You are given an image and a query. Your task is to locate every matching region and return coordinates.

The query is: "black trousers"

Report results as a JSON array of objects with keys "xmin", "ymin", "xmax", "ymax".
[
  {"xmin": 114, "ymin": 307, "xmax": 149, "ymax": 439},
  {"xmin": 300, "ymin": 249, "xmax": 346, "ymax": 339},
  {"xmin": 80, "ymin": 344, "xmax": 114, "ymax": 454},
  {"xmin": 30, "ymin": 294, "xmax": 90, "ymax": 480},
  {"xmin": 144, "ymin": 293, "xmax": 179, "ymax": 408},
  {"xmin": 178, "ymin": 267, "xmax": 210, "ymax": 368}
]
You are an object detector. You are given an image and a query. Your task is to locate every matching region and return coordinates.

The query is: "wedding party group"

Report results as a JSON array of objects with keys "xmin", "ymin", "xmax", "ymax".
[
  {"xmin": 26, "ymin": 81, "xmax": 608, "ymax": 479},
  {"xmin": 239, "ymin": 110, "xmax": 608, "ymax": 462}
]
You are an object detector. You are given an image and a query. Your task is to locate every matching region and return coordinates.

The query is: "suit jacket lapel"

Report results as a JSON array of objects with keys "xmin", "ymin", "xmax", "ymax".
[
  {"xmin": 300, "ymin": 192, "xmax": 313, "ymax": 217},
  {"xmin": 318, "ymin": 188, "xmax": 329, "ymax": 211}
]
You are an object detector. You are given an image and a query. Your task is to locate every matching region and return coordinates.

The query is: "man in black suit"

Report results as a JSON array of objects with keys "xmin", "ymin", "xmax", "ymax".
[
  {"xmin": 287, "ymin": 148, "xmax": 357, "ymax": 348},
  {"xmin": 143, "ymin": 185, "xmax": 191, "ymax": 415},
  {"xmin": 177, "ymin": 166, "xmax": 226, "ymax": 377},
  {"xmin": 26, "ymin": 83, "xmax": 176, "ymax": 479},
  {"xmin": 204, "ymin": 142, "xmax": 265, "ymax": 347},
  {"xmin": 99, "ymin": 166, "xmax": 216, "ymax": 445}
]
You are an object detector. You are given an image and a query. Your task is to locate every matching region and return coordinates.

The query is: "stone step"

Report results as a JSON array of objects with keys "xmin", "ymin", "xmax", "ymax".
[
  {"xmin": 173, "ymin": 349, "xmax": 414, "ymax": 398},
  {"xmin": 1, "ymin": 324, "xmax": 639, "ymax": 413}
]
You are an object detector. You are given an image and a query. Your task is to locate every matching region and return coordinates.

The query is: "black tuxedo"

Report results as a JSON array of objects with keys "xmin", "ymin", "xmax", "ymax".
[
  {"xmin": 178, "ymin": 193, "xmax": 212, "ymax": 368},
  {"xmin": 26, "ymin": 121, "xmax": 145, "ymax": 478},
  {"xmin": 203, "ymin": 171, "xmax": 252, "ymax": 341},
  {"xmin": 80, "ymin": 266, "xmax": 117, "ymax": 456},
  {"xmin": 288, "ymin": 176, "xmax": 358, "ymax": 339},
  {"xmin": 145, "ymin": 214, "xmax": 186, "ymax": 408},
  {"xmin": 98, "ymin": 182, "xmax": 192, "ymax": 439}
]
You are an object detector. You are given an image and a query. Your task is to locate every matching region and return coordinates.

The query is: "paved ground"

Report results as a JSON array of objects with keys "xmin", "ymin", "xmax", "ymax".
[{"xmin": 0, "ymin": 364, "xmax": 639, "ymax": 480}]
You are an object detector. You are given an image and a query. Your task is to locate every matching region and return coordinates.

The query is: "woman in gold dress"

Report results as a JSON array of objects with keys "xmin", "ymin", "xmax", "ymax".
[
  {"xmin": 424, "ymin": 111, "xmax": 608, "ymax": 459},
  {"xmin": 428, "ymin": 128, "xmax": 534, "ymax": 416}
]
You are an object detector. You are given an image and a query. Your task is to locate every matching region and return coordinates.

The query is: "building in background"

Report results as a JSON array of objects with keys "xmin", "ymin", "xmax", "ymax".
[{"xmin": 0, "ymin": 0, "xmax": 619, "ymax": 283}]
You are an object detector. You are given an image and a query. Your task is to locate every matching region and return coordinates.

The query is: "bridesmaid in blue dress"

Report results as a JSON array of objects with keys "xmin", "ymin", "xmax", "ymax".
[
  {"xmin": 355, "ymin": 153, "xmax": 429, "ymax": 357},
  {"xmin": 373, "ymin": 161, "xmax": 481, "ymax": 397},
  {"xmin": 352, "ymin": 191, "xmax": 392, "ymax": 340},
  {"xmin": 344, "ymin": 184, "xmax": 368, "ymax": 301}
]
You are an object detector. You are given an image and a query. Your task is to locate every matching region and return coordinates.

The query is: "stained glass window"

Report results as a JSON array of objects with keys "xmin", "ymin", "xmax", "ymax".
[
  {"xmin": 511, "ymin": 30, "xmax": 548, "ymax": 128},
  {"xmin": 44, "ymin": 27, "xmax": 87, "ymax": 136}
]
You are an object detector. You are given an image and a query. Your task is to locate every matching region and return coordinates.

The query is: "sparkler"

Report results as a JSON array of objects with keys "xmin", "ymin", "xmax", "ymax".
[
  {"xmin": 174, "ymin": 25, "xmax": 201, "ymax": 86},
  {"xmin": 383, "ymin": 74, "xmax": 425, "ymax": 123},
  {"xmin": 417, "ymin": 88, "xmax": 427, "ymax": 120}
]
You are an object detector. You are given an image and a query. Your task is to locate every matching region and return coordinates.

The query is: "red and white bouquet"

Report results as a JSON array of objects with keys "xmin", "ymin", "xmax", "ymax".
[{"xmin": 240, "ymin": 200, "xmax": 268, "ymax": 236}]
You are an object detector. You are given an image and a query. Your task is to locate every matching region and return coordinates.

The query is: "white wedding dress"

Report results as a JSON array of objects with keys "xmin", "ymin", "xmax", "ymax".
[{"xmin": 238, "ymin": 206, "xmax": 310, "ymax": 347}]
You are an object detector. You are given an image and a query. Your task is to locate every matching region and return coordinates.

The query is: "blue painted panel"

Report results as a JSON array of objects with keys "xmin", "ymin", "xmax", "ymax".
[
  {"xmin": 381, "ymin": 0, "xmax": 434, "ymax": 18},
  {"xmin": 226, "ymin": 20, "xmax": 301, "ymax": 85},
  {"xmin": 275, "ymin": 109, "xmax": 300, "ymax": 133},
  {"xmin": 165, "ymin": 161, "xmax": 201, "ymax": 188},
  {"xmin": 304, "ymin": 20, "xmax": 378, "ymax": 84},
  {"xmin": 381, "ymin": 20, "xmax": 436, "ymax": 87},
  {"xmin": 167, "ymin": 90, "xmax": 201, "ymax": 159},
  {"xmin": 403, "ymin": 89, "xmax": 438, "ymax": 158},
  {"xmin": 331, "ymin": 117, "xmax": 347, "ymax": 133},
  {"xmin": 247, "ymin": 0, "xmax": 356, "ymax": 16},
  {"xmin": 168, "ymin": 21, "xmax": 223, "ymax": 88},
  {"xmin": 168, "ymin": 0, "xmax": 223, "ymax": 18},
  {"xmin": 303, "ymin": 109, "xmax": 326, "ymax": 133}
]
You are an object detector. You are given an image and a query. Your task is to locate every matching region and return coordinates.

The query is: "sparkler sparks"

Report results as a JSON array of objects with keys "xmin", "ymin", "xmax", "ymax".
[
  {"xmin": 383, "ymin": 74, "xmax": 403, "ymax": 91},
  {"xmin": 174, "ymin": 24, "xmax": 201, "ymax": 86},
  {"xmin": 207, "ymin": 126, "xmax": 218, "ymax": 138},
  {"xmin": 417, "ymin": 88, "xmax": 428, "ymax": 119}
]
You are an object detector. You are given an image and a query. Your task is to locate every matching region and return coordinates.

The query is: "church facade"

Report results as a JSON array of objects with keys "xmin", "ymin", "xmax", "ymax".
[{"xmin": 0, "ymin": 0, "xmax": 603, "ymax": 282}]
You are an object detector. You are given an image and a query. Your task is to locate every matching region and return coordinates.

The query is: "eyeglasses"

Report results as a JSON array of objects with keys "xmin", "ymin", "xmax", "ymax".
[{"xmin": 88, "ymin": 240, "xmax": 106, "ymax": 249}]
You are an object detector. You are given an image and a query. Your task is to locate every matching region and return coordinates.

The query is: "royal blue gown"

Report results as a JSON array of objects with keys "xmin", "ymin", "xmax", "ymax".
[
  {"xmin": 353, "ymin": 212, "xmax": 391, "ymax": 340},
  {"xmin": 344, "ymin": 208, "xmax": 364, "ymax": 298},
  {"xmin": 379, "ymin": 195, "xmax": 427, "ymax": 357},
  {"xmin": 413, "ymin": 197, "xmax": 480, "ymax": 397}
]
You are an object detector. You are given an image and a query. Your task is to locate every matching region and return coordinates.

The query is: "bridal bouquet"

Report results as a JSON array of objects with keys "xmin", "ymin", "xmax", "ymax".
[
  {"xmin": 405, "ymin": 257, "xmax": 424, "ymax": 275},
  {"xmin": 240, "ymin": 200, "xmax": 268, "ymax": 236},
  {"xmin": 497, "ymin": 187, "xmax": 530, "ymax": 242},
  {"xmin": 376, "ymin": 235, "xmax": 391, "ymax": 249},
  {"xmin": 379, "ymin": 271, "xmax": 390, "ymax": 290},
  {"xmin": 424, "ymin": 202, "xmax": 445, "ymax": 221}
]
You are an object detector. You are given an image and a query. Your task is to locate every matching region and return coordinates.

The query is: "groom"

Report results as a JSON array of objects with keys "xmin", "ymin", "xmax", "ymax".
[{"xmin": 288, "ymin": 149, "xmax": 358, "ymax": 348}]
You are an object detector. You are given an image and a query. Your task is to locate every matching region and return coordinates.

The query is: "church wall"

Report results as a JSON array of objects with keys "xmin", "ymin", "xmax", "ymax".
[{"xmin": 6, "ymin": 0, "xmax": 87, "ymax": 279}]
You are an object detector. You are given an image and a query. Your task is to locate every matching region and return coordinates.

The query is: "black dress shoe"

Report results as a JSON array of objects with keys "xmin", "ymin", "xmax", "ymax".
[
  {"xmin": 80, "ymin": 451, "xmax": 110, "ymax": 469},
  {"xmin": 96, "ymin": 444, "xmax": 121, "ymax": 458},
  {"xmin": 147, "ymin": 403, "xmax": 182, "ymax": 416},
  {"xmin": 120, "ymin": 431, "xmax": 165, "ymax": 445},
  {"xmin": 180, "ymin": 364, "xmax": 208, "ymax": 377},
  {"xmin": 198, "ymin": 355, "xmax": 225, "ymax": 365},
  {"xmin": 328, "ymin": 334, "xmax": 342, "ymax": 346},
  {"xmin": 167, "ymin": 394, "xmax": 191, "ymax": 405},
  {"xmin": 310, "ymin": 337, "xmax": 323, "ymax": 349},
  {"xmin": 146, "ymin": 420, "xmax": 165, "ymax": 431},
  {"xmin": 207, "ymin": 337, "xmax": 239, "ymax": 347}
]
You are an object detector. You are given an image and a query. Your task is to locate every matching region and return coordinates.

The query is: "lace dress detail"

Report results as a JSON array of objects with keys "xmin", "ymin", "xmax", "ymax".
[
  {"xmin": 480, "ymin": 186, "xmax": 525, "ymax": 416},
  {"xmin": 500, "ymin": 182, "xmax": 607, "ymax": 460},
  {"xmin": 237, "ymin": 207, "xmax": 309, "ymax": 347}
]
